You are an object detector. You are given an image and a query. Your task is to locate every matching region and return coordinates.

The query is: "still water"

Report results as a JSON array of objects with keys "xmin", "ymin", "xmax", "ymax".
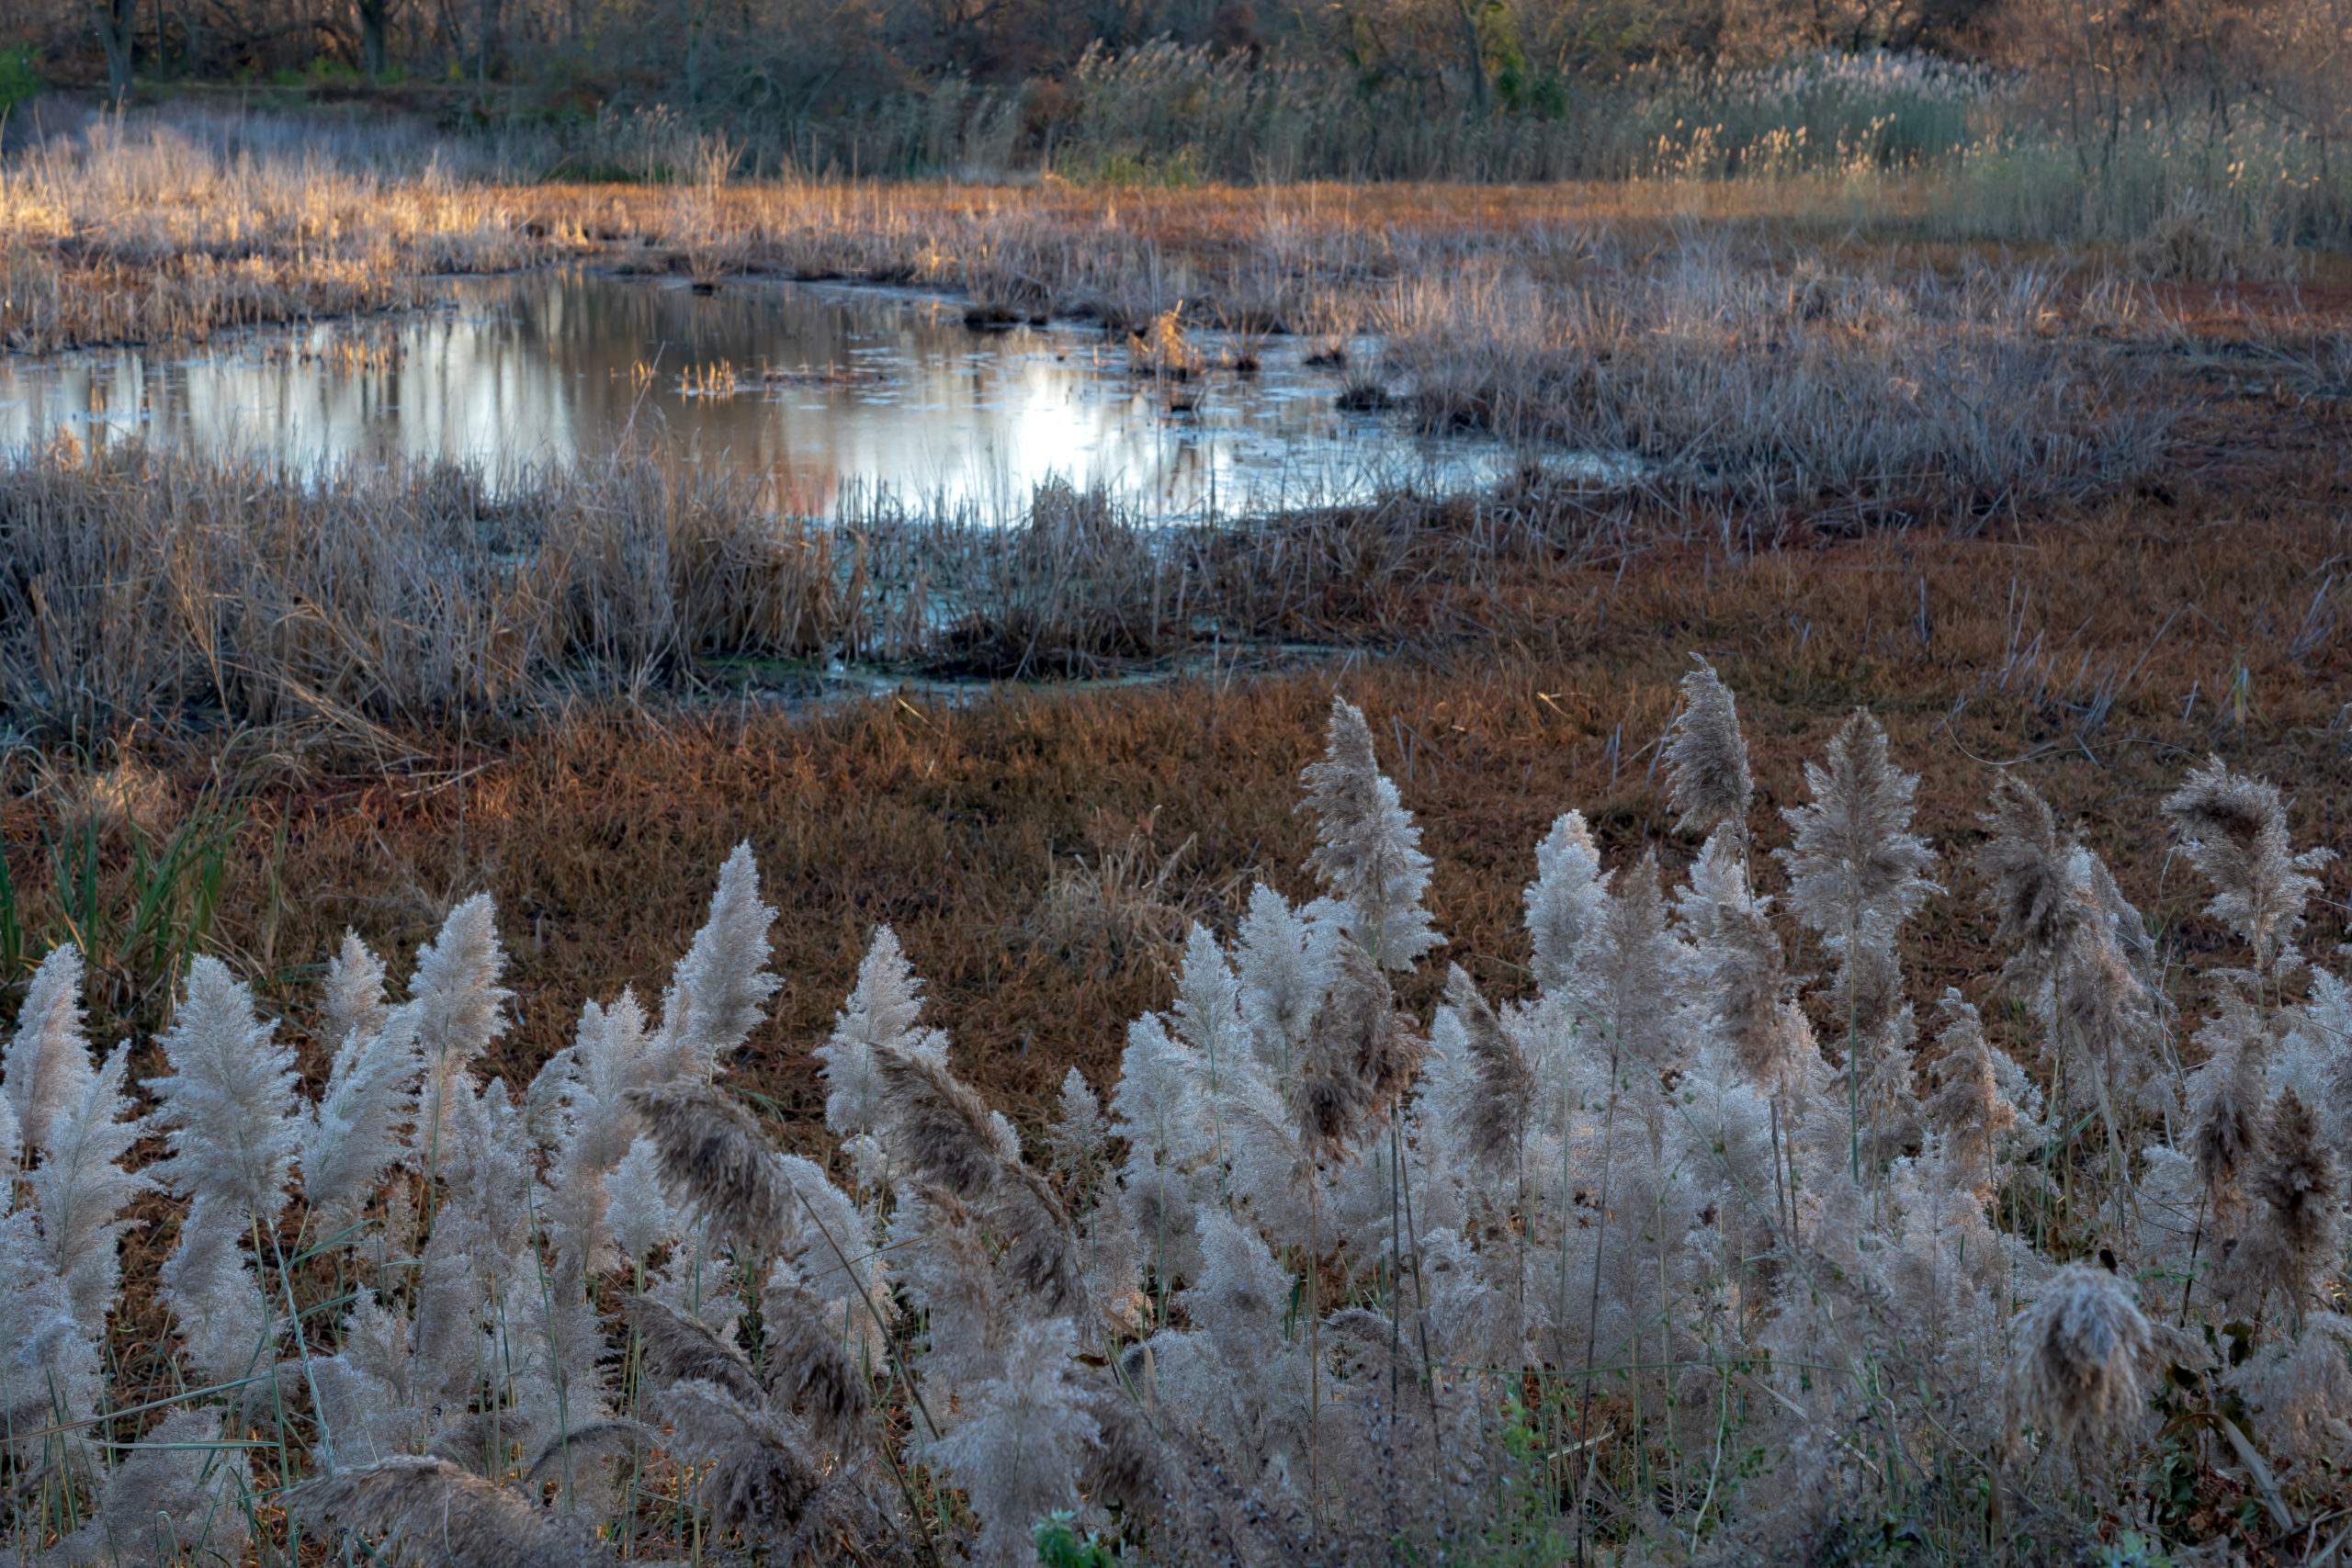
[{"xmin": 0, "ymin": 272, "xmax": 1548, "ymax": 519}]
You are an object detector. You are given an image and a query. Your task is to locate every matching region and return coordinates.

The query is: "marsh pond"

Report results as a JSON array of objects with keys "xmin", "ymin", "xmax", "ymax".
[{"xmin": 0, "ymin": 272, "xmax": 1577, "ymax": 519}]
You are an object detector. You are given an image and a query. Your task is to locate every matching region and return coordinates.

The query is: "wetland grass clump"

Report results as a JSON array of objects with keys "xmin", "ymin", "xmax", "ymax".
[{"xmin": 0, "ymin": 666, "xmax": 2347, "ymax": 1565}]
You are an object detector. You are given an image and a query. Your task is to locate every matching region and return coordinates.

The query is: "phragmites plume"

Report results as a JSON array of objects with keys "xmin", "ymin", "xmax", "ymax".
[
  {"xmin": 1046, "ymin": 1067, "xmax": 1110, "ymax": 1190},
  {"xmin": 624, "ymin": 1080, "xmax": 802, "ymax": 1248},
  {"xmin": 0, "ymin": 1202, "xmax": 102, "ymax": 1449},
  {"xmin": 410, "ymin": 894, "xmax": 513, "ymax": 1153},
  {"xmin": 1171, "ymin": 923, "xmax": 1244, "ymax": 1087},
  {"xmin": 623, "ymin": 1293, "xmax": 764, "ymax": 1407},
  {"xmin": 1663, "ymin": 655, "xmax": 1753, "ymax": 840},
  {"xmin": 45, "ymin": 1406, "xmax": 251, "ymax": 1568},
  {"xmin": 657, "ymin": 1379, "xmax": 875, "ymax": 1551},
  {"xmin": 1977, "ymin": 773, "xmax": 2084, "ymax": 988},
  {"xmin": 1293, "ymin": 935, "xmax": 1421, "ymax": 1159},
  {"xmin": 1298, "ymin": 695, "xmax": 1441, "ymax": 970},
  {"xmin": 875, "ymin": 1046, "xmax": 1081, "ymax": 1311},
  {"xmin": 538, "ymin": 989, "xmax": 660, "ymax": 1272},
  {"xmin": 760, "ymin": 1274, "xmax": 875, "ymax": 1450},
  {"xmin": 322, "ymin": 931, "xmax": 392, "ymax": 1053},
  {"xmin": 874, "ymin": 1045, "xmax": 1022, "ymax": 1200},
  {"xmin": 2163, "ymin": 757, "xmax": 2335, "ymax": 975},
  {"xmin": 291, "ymin": 1456, "xmax": 606, "ymax": 1568},
  {"xmin": 2005, "ymin": 1263, "xmax": 2154, "ymax": 1453},
  {"xmin": 604, "ymin": 1135, "xmax": 674, "ymax": 1268},
  {"xmin": 2057, "ymin": 893, "xmax": 2163, "ymax": 1098},
  {"xmin": 1703, "ymin": 899, "xmax": 1810, "ymax": 1094},
  {"xmin": 1581, "ymin": 848, "xmax": 1680, "ymax": 1069},
  {"xmin": 1920, "ymin": 991, "xmax": 2015, "ymax": 1201},
  {"xmin": 1443, "ymin": 965, "xmax": 1532, "ymax": 1172},
  {"xmin": 2230, "ymin": 1089, "xmax": 2340, "ymax": 1308},
  {"xmin": 2188, "ymin": 995, "xmax": 2272, "ymax": 1221},
  {"xmin": 926, "ymin": 1316, "xmax": 1101, "ymax": 1568},
  {"xmin": 6, "ymin": 943, "xmax": 96, "ymax": 1155},
  {"xmin": 1234, "ymin": 884, "xmax": 1317, "ymax": 1071},
  {"xmin": 1778, "ymin": 708, "xmax": 1939, "ymax": 1026},
  {"xmin": 27, "ymin": 1042, "xmax": 153, "ymax": 1336},
  {"xmin": 652, "ymin": 841, "xmax": 782, "ymax": 1080},
  {"xmin": 146, "ymin": 956, "xmax": 301, "ymax": 1223},
  {"xmin": 300, "ymin": 1002, "xmax": 424, "ymax": 1228},
  {"xmin": 1525, "ymin": 811, "xmax": 1611, "ymax": 995},
  {"xmin": 815, "ymin": 926, "xmax": 939, "ymax": 1139},
  {"xmin": 627, "ymin": 1082, "xmax": 897, "ymax": 1326}
]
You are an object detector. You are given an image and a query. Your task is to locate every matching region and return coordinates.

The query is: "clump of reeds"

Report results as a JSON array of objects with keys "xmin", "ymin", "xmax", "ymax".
[{"xmin": 0, "ymin": 650, "xmax": 2346, "ymax": 1566}]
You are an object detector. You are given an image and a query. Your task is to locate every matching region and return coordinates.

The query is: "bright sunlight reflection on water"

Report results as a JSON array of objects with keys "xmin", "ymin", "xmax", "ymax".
[{"xmin": 0, "ymin": 272, "xmax": 1579, "ymax": 521}]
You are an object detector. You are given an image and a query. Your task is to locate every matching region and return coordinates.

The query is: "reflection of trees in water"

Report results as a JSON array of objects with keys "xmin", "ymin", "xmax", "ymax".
[{"xmin": 0, "ymin": 275, "xmax": 1483, "ymax": 516}]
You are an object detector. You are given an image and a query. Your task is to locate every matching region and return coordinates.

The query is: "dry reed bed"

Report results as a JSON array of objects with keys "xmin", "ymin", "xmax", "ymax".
[{"xmin": 0, "ymin": 440, "xmax": 1714, "ymax": 740}]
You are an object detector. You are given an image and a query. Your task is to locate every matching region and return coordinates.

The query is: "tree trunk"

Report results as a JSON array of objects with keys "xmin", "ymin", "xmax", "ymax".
[
  {"xmin": 475, "ymin": 0, "xmax": 498, "ymax": 86},
  {"xmin": 1451, "ymin": 0, "xmax": 1489, "ymax": 116},
  {"xmin": 357, "ymin": 0, "xmax": 392, "ymax": 75},
  {"xmin": 95, "ymin": 0, "xmax": 140, "ymax": 102}
]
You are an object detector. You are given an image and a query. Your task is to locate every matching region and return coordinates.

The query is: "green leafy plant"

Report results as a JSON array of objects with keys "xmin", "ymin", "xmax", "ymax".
[
  {"xmin": 1034, "ymin": 1510, "xmax": 1122, "ymax": 1567},
  {"xmin": 0, "ymin": 47, "xmax": 40, "ymax": 116}
]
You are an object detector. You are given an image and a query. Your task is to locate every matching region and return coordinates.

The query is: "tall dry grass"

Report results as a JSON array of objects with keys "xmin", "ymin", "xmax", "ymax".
[
  {"xmin": 0, "ymin": 444, "xmax": 848, "ymax": 739},
  {"xmin": 0, "ymin": 112, "xmax": 537, "ymax": 353}
]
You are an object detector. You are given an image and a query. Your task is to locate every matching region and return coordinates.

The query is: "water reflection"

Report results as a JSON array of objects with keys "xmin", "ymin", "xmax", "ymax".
[{"xmin": 0, "ymin": 273, "xmax": 1532, "ymax": 519}]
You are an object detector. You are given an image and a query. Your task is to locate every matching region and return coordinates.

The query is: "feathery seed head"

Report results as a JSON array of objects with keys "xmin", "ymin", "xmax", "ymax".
[
  {"xmin": 603, "ymin": 1135, "xmax": 675, "ymax": 1267},
  {"xmin": 2189, "ymin": 993, "xmax": 2271, "ymax": 1218},
  {"xmin": 293, "ymin": 1455, "xmax": 602, "ymax": 1568},
  {"xmin": 1706, "ymin": 899, "xmax": 1809, "ymax": 1094},
  {"xmin": 625, "ymin": 1080, "xmax": 797, "ymax": 1248},
  {"xmin": 655, "ymin": 841, "xmax": 781, "ymax": 1080},
  {"xmin": 759, "ymin": 1272, "xmax": 875, "ymax": 1450},
  {"xmin": 1442, "ymin": 965, "xmax": 1533, "ymax": 1171},
  {"xmin": 1664, "ymin": 655, "xmax": 1753, "ymax": 839},
  {"xmin": 658, "ymin": 1379, "xmax": 829, "ymax": 1540},
  {"xmin": 1977, "ymin": 773, "xmax": 2083, "ymax": 986},
  {"xmin": 928, "ymin": 1316, "xmax": 1100, "ymax": 1568},
  {"xmin": 300, "ymin": 1001, "xmax": 424, "ymax": 1227},
  {"xmin": 2164, "ymin": 756, "xmax": 2334, "ymax": 973},
  {"xmin": 876, "ymin": 1044, "xmax": 1021, "ymax": 1200},
  {"xmin": 410, "ymin": 894, "xmax": 512, "ymax": 1076},
  {"xmin": 1171, "ymin": 922, "xmax": 1244, "ymax": 1072},
  {"xmin": 1234, "ymin": 884, "xmax": 1318, "ymax": 1068},
  {"xmin": 624, "ymin": 1292, "xmax": 763, "ymax": 1407},
  {"xmin": 322, "ymin": 930, "xmax": 391, "ymax": 1052},
  {"xmin": 28, "ymin": 1041, "xmax": 153, "ymax": 1337},
  {"xmin": 1921, "ymin": 991, "xmax": 2015, "ymax": 1198},
  {"xmin": 1046, "ymin": 1067, "xmax": 1110, "ymax": 1189},
  {"xmin": 1294, "ymin": 935, "xmax": 1420, "ymax": 1159},
  {"xmin": 5, "ymin": 943, "xmax": 96, "ymax": 1156},
  {"xmin": 2005, "ymin": 1262, "xmax": 2154, "ymax": 1452},
  {"xmin": 45, "ymin": 1406, "xmax": 251, "ymax": 1568},
  {"xmin": 1526, "ymin": 811, "xmax": 1611, "ymax": 994},
  {"xmin": 1582, "ymin": 847, "xmax": 1680, "ymax": 1068},
  {"xmin": 1299, "ymin": 696, "xmax": 1442, "ymax": 970},
  {"xmin": 1780, "ymin": 709, "xmax": 1938, "ymax": 938},
  {"xmin": 147, "ymin": 955, "xmax": 301, "ymax": 1222},
  {"xmin": 1779, "ymin": 708, "xmax": 1938, "ymax": 1029},
  {"xmin": 816, "ymin": 926, "xmax": 943, "ymax": 1138},
  {"xmin": 2233, "ymin": 1087, "xmax": 2340, "ymax": 1307}
]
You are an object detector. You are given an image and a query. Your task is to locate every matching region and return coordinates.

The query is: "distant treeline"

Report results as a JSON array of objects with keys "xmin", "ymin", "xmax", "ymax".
[{"xmin": 2, "ymin": 0, "xmax": 2346, "ymax": 194}]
